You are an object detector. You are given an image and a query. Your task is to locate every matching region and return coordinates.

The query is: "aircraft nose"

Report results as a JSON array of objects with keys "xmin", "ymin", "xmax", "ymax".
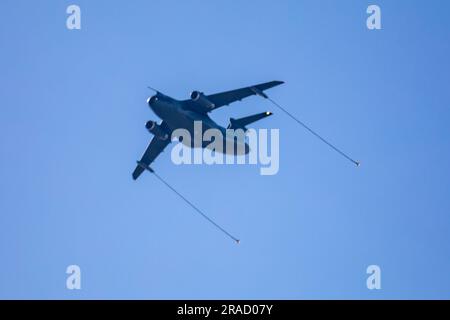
[{"xmin": 147, "ymin": 95, "xmax": 158, "ymax": 106}]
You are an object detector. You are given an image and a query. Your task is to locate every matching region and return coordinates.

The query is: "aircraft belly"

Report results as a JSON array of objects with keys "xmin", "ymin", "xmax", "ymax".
[{"xmin": 163, "ymin": 111, "xmax": 249, "ymax": 155}]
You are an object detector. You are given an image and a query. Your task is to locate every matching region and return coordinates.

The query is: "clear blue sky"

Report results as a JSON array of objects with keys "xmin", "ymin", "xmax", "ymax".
[{"xmin": 1, "ymin": 0, "xmax": 449, "ymax": 299}]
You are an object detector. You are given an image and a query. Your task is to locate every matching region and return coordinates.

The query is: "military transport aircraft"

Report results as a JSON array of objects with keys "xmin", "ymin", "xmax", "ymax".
[{"xmin": 132, "ymin": 81, "xmax": 284, "ymax": 180}]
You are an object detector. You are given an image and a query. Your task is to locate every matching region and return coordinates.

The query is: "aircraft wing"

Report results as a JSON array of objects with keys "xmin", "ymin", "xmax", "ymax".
[
  {"xmin": 206, "ymin": 80, "xmax": 284, "ymax": 111},
  {"xmin": 132, "ymin": 123, "xmax": 172, "ymax": 180}
]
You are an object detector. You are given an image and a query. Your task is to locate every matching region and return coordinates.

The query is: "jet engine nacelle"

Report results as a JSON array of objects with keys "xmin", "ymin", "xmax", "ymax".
[
  {"xmin": 145, "ymin": 121, "xmax": 169, "ymax": 140},
  {"xmin": 190, "ymin": 91, "xmax": 215, "ymax": 110}
]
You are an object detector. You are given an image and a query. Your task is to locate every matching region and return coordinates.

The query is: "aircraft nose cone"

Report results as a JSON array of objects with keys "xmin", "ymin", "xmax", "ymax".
[{"xmin": 147, "ymin": 95, "xmax": 158, "ymax": 106}]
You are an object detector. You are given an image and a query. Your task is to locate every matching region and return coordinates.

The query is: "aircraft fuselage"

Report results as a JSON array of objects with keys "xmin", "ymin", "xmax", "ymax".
[{"xmin": 147, "ymin": 93, "xmax": 250, "ymax": 155}]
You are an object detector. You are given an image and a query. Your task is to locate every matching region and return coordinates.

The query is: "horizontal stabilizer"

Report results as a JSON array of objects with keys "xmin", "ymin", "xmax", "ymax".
[{"xmin": 227, "ymin": 111, "xmax": 273, "ymax": 131}]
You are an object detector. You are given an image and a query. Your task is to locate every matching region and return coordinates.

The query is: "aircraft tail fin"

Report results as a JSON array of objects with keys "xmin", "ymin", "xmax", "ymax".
[{"xmin": 227, "ymin": 111, "xmax": 273, "ymax": 131}]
